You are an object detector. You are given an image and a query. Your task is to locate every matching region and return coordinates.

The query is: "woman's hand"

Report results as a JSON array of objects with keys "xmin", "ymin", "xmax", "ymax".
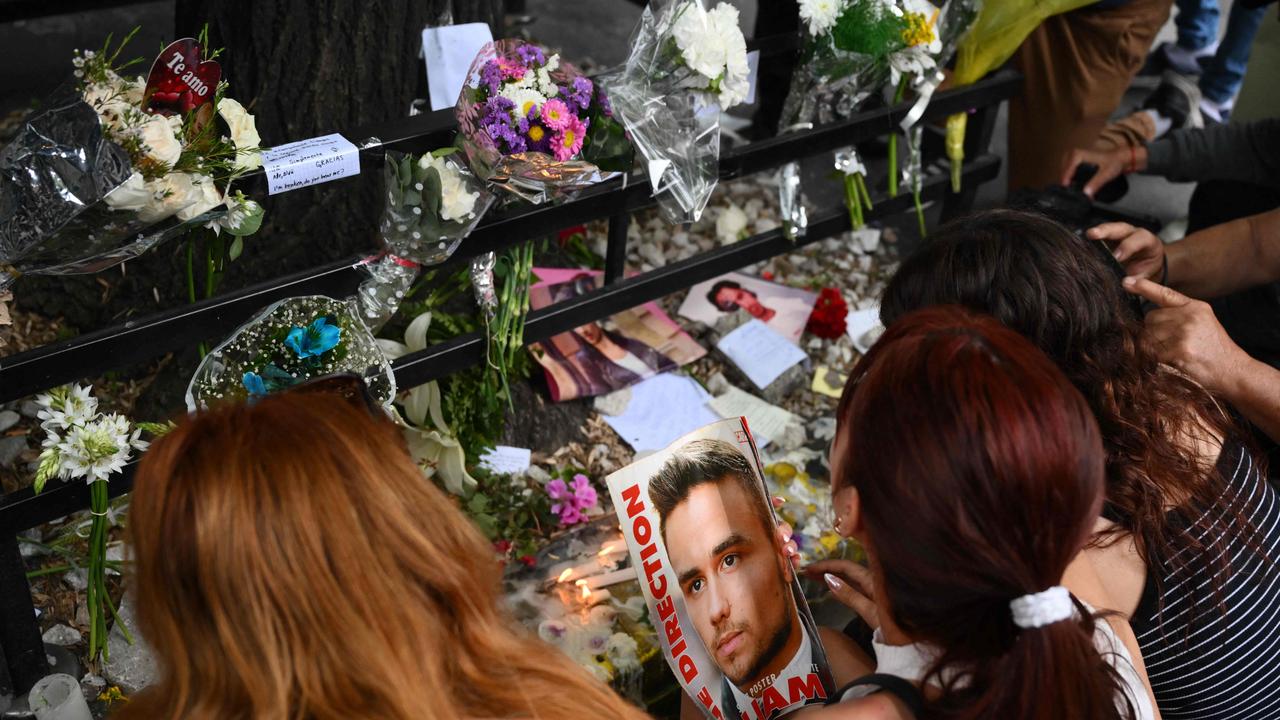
[
  {"xmin": 804, "ymin": 559, "xmax": 880, "ymax": 631},
  {"xmin": 772, "ymin": 496, "xmax": 800, "ymax": 568}
]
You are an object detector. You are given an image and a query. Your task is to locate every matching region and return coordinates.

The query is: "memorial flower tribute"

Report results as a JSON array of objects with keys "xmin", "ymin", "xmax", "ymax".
[
  {"xmin": 0, "ymin": 28, "xmax": 263, "ymax": 293},
  {"xmin": 602, "ymin": 0, "xmax": 750, "ymax": 223}
]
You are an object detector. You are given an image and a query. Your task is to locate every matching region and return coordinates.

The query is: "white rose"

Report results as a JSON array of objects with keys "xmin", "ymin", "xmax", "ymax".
[
  {"xmin": 102, "ymin": 172, "xmax": 150, "ymax": 212},
  {"xmin": 418, "ymin": 155, "xmax": 480, "ymax": 223},
  {"xmin": 715, "ymin": 202, "xmax": 749, "ymax": 243},
  {"xmin": 176, "ymin": 174, "xmax": 223, "ymax": 222},
  {"xmin": 137, "ymin": 173, "xmax": 198, "ymax": 224},
  {"xmin": 217, "ymin": 98, "xmax": 262, "ymax": 170},
  {"xmin": 133, "ymin": 114, "xmax": 184, "ymax": 168}
]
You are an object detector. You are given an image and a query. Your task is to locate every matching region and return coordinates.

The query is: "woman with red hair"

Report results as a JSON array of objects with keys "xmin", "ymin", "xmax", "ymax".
[{"xmin": 801, "ymin": 306, "xmax": 1156, "ymax": 719}]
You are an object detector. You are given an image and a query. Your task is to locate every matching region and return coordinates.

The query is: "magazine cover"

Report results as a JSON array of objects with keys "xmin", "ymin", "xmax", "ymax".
[
  {"xmin": 607, "ymin": 418, "xmax": 834, "ymax": 719},
  {"xmin": 678, "ymin": 272, "xmax": 817, "ymax": 345},
  {"xmin": 529, "ymin": 269, "xmax": 706, "ymax": 401}
]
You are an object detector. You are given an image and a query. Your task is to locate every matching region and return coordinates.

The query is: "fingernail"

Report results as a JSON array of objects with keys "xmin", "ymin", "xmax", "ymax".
[
  {"xmin": 1112, "ymin": 249, "xmax": 1123, "ymax": 259},
  {"xmin": 824, "ymin": 573, "xmax": 844, "ymax": 590},
  {"xmin": 782, "ymin": 531, "xmax": 792, "ymax": 543},
  {"xmin": 1122, "ymin": 276, "xmax": 1137, "ymax": 287}
]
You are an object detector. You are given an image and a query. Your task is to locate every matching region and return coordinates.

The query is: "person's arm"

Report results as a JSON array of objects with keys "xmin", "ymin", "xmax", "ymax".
[
  {"xmin": 1166, "ymin": 208, "xmax": 1280, "ymax": 298},
  {"xmin": 1063, "ymin": 118, "xmax": 1280, "ymax": 197},
  {"xmin": 1146, "ymin": 119, "xmax": 1280, "ymax": 191},
  {"xmin": 1088, "ymin": 207, "xmax": 1280, "ymax": 299}
]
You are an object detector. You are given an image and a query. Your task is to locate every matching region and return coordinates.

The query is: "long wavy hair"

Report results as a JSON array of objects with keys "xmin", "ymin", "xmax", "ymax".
[
  {"xmin": 881, "ymin": 209, "xmax": 1258, "ymax": 605},
  {"xmin": 117, "ymin": 392, "xmax": 649, "ymax": 720},
  {"xmin": 836, "ymin": 306, "xmax": 1134, "ymax": 720}
]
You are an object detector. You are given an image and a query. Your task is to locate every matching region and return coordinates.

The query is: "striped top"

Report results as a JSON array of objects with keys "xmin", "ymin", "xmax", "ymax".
[{"xmin": 1130, "ymin": 442, "xmax": 1280, "ymax": 718}]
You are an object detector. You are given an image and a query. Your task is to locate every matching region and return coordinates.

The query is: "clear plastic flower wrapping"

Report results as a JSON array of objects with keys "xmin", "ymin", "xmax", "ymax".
[
  {"xmin": 186, "ymin": 295, "xmax": 396, "ymax": 412},
  {"xmin": 0, "ymin": 86, "xmax": 226, "ymax": 292},
  {"xmin": 357, "ymin": 150, "xmax": 496, "ymax": 328},
  {"xmin": 599, "ymin": 0, "xmax": 728, "ymax": 224}
]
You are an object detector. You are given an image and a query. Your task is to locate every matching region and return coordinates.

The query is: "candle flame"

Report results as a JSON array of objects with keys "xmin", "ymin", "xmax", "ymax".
[
  {"xmin": 558, "ymin": 568, "xmax": 573, "ymax": 583},
  {"xmin": 579, "ymin": 582, "xmax": 591, "ymax": 599},
  {"xmin": 597, "ymin": 542, "xmax": 619, "ymax": 557}
]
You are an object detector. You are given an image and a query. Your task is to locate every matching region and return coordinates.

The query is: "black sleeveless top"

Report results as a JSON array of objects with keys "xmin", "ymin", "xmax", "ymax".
[{"xmin": 829, "ymin": 674, "xmax": 924, "ymax": 716}]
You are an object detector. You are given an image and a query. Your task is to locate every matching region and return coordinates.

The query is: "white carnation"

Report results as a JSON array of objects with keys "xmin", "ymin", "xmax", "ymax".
[
  {"xmin": 713, "ymin": 3, "xmax": 751, "ymax": 108},
  {"xmin": 672, "ymin": 2, "xmax": 750, "ymax": 107},
  {"xmin": 799, "ymin": 0, "xmax": 846, "ymax": 36},
  {"xmin": 715, "ymin": 202, "xmax": 749, "ymax": 243}
]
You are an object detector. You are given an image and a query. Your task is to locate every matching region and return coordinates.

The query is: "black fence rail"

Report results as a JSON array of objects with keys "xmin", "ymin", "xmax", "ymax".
[{"xmin": 0, "ymin": 68, "xmax": 1020, "ymax": 694}]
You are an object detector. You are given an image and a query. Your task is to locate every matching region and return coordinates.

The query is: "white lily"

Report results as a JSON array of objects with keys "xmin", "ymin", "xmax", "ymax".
[{"xmin": 378, "ymin": 311, "xmax": 477, "ymax": 495}]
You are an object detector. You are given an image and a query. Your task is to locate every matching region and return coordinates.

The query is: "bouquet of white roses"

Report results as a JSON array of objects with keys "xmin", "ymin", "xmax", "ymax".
[
  {"xmin": 0, "ymin": 28, "xmax": 263, "ymax": 293},
  {"xmin": 357, "ymin": 149, "xmax": 496, "ymax": 328},
  {"xmin": 600, "ymin": 0, "xmax": 750, "ymax": 223}
]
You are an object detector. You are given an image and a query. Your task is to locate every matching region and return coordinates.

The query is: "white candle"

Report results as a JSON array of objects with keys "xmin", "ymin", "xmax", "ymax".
[{"xmin": 576, "ymin": 566, "xmax": 638, "ymax": 590}]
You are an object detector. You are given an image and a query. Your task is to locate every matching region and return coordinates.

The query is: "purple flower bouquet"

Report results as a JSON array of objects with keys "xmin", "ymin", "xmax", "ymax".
[{"xmin": 456, "ymin": 40, "xmax": 632, "ymax": 205}]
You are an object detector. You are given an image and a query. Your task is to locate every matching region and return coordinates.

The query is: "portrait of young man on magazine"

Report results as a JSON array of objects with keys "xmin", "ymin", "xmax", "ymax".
[{"xmin": 608, "ymin": 418, "xmax": 835, "ymax": 720}]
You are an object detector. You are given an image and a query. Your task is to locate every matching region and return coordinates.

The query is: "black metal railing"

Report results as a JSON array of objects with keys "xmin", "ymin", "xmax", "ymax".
[{"xmin": 0, "ymin": 66, "xmax": 1020, "ymax": 693}]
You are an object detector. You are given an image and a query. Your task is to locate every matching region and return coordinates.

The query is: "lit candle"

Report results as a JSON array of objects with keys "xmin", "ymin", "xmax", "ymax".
[
  {"xmin": 576, "ymin": 566, "xmax": 638, "ymax": 590},
  {"xmin": 576, "ymin": 580, "xmax": 613, "ymax": 606}
]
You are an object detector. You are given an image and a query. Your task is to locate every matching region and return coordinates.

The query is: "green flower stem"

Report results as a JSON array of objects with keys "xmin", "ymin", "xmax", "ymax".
[
  {"xmin": 913, "ymin": 188, "xmax": 928, "ymax": 238},
  {"xmin": 856, "ymin": 173, "xmax": 873, "ymax": 212},
  {"xmin": 887, "ymin": 76, "xmax": 910, "ymax": 198},
  {"xmin": 843, "ymin": 173, "xmax": 864, "ymax": 230}
]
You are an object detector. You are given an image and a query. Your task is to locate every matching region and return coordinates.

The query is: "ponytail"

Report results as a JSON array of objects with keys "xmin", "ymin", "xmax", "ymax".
[{"xmin": 923, "ymin": 598, "xmax": 1136, "ymax": 720}]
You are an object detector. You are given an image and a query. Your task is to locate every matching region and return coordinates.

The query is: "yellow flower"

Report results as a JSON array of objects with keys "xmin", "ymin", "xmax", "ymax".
[
  {"xmin": 902, "ymin": 11, "xmax": 936, "ymax": 48},
  {"xmin": 818, "ymin": 532, "xmax": 842, "ymax": 554},
  {"xmin": 528, "ymin": 125, "xmax": 545, "ymax": 143},
  {"xmin": 98, "ymin": 686, "xmax": 128, "ymax": 706}
]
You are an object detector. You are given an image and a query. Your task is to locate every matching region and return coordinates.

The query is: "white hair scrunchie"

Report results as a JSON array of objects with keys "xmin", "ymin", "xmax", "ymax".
[{"xmin": 1009, "ymin": 585, "xmax": 1073, "ymax": 629}]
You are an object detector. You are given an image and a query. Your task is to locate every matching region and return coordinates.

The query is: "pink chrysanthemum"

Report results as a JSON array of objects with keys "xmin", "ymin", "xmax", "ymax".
[
  {"xmin": 497, "ymin": 58, "xmax": 528, "ymax": 80},
  {"xmin": 552, "ymin": 116, "xmax": 587, "ymax": 162},
  {"xmin": 541, "ymin": 98, "xmax": 572, "ymax": 131}
]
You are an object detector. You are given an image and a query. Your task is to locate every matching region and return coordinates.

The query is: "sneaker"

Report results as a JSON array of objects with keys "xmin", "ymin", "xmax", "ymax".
[
  {"xmin": 1140, "ymin": 41, "xmax": 1216, "ymax": 77},
  {"xmin": 1142, "ymin": 71, "xmax": 1204, "ymax": 133}
]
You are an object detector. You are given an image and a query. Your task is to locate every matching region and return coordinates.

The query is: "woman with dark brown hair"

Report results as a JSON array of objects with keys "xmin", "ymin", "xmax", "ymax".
[
  {"xmin": 878, "ymin": 209, "xmax": 1280, "ymax": 719},
  {"xmin": 114, "ymin": 388, "xmax": 649, "ymax": 720},
  {"xmin": 801, "ymin": 306, "xmax": 1154, "ymax": 720}
]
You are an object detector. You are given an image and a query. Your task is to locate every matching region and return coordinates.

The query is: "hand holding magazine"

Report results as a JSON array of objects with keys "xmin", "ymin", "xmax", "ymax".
[{"xmin": 607, "ymin": 418, "xmax": 834, "ymax": 719}]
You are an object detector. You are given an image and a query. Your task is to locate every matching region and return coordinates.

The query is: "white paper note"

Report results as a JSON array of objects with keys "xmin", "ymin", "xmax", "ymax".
[
  {"xmin": 601, "ymin": 374, "xmax": 720, "ymax": 453},
  {"xmin": 260, "ymin": 134, "xmax": 361, "ymax": 195},
  {"xmin": 707, "ymin": 385, "xmax": 797, "ymax": 449},
  {"xmin": 479, "ymin": 445, "xmax": 532, "ymax": 475},
  {"xmin": 745, "ymin": 50, "xmax": 761, "ymax": 105},
  {"xmin": 845, "ymin": 306, "xmax": 883, "ymax": 355},
  {"xmin": 422, "ymin": 23, "xmax": 494, "ymax": 111},
  {"xmin": 717, "ymin": 319, "xmax": 808, "ymax": 389}
]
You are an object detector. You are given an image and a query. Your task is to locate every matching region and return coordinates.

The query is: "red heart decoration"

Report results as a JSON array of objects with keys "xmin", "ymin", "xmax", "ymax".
[{"xmin": 143, "ymin": 38, "xmax": 221, "ymax": 117}]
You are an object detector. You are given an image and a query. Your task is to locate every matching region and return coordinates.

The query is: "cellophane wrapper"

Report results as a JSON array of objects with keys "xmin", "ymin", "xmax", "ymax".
[
  {"xmin": 186, "ymin": 295, "xmax": 396, "ymax": 412},
  {"xmin": 0, "ymin": 86, "xmax": 225, "ymax": 291},
  {"xmin": 780, "ymin": 35, "xmax": 889, "ymax": 129},
  {"xmin": 599, "ymin": 0, "xmax": 724, "ymax": 224},
  {"xmin": 456, "ymin": 40, "xmax": 627, "ymax": 205},
  {"xmin": 357, "ymin": 150, "xmax": 496, "ymax": 328}
]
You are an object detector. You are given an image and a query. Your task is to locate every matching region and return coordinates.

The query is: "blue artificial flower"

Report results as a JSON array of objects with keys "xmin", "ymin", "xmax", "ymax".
[
  {"xmin": 285, "ymin": 317, "xmax": 342, "ymax": 359},
  {"xmin": 242, "ymin": 371, "xmax": 267, "ymax": 397}
]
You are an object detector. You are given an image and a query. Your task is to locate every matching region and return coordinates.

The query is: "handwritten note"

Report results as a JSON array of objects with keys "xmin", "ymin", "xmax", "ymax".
[
  {"xmin": 717, "ymin": 320, "xmax": 808, "ymax": 389},
  {"xmin": 707, "ymin": 386, "xmax": 798, "ymax": 449},
  {"xmin": 422, "ymin": 23, "xmax": 494, "ymax": 111},
  {"xmin": 745, "ymin": 50, "xmax": 761, "ymax": 105},
  {"xmin": 601, "ymin": 374, "xmax": 720, "ymax": 453},
  {"xmin": 260, "ymin": 134, "xmax": 360, "ymax": 195},
  {"xmin": 479, "ymin": 445, "xmax": 532, "ymax": 475}
]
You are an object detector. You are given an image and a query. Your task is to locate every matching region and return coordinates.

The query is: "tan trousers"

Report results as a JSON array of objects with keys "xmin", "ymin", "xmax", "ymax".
[{"xmin": 1009, "ymin": 0, "xmax": 1173, "ymax": 191}]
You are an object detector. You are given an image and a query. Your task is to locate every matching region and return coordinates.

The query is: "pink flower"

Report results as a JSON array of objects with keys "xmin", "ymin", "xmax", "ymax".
[
  {"xmin": 547, "ymin": 478, "xmax": 571, "ymax": 515},
  {"xmin": 571, "ymin": 474, "xmax": 597, "ymax": 508},
  {"xmin": 559, "ymin": 505, "xmax": 586, "ymax": 525},
  {"xmin": 541, "ymin": 99, "xmax": 572, "ymax": 131},
  {"xmin": 552, "ymin": 116, "xmax": 587, "ymax": 162},
  {"xmin": 497, "ymin": 58, "xmax": 528, "ymax": 81}
]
